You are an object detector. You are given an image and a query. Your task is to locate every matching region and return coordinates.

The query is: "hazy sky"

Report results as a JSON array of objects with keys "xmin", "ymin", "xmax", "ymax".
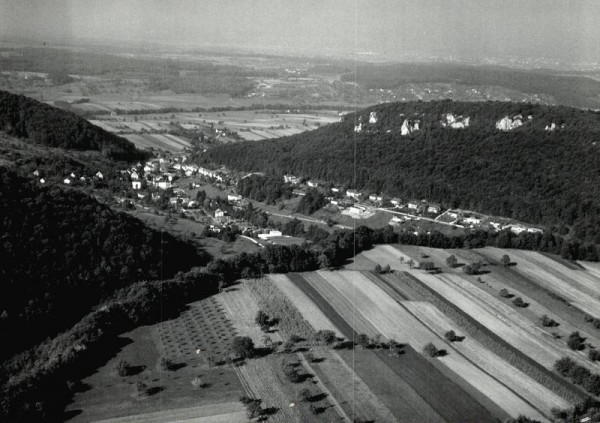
[{"xmin": 2, "ymin": 0, "xmax": 600, "ymax": 62}]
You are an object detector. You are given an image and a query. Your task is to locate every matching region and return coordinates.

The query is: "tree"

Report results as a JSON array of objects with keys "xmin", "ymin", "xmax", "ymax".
[
  {"xmin": 357, "ymin": 333, "xmax": 371, "ymax": 348},
  {"xmin": 255, "ymin": 310, "xmax": 270, "ymax": 331},
  {"xmin": 589, "ymin": 348, "xmax": 600, "ymax": 362},
  {"xmin": 499, "ymin": 288, "xmax": 511, "ymax": 298},
  {"xmin": 501, "ymin": 254, "xmax": 511, "ymax": 266},
  {"xmin": 315, "ymin": 329, "xmax": 336, "ymax": 345},
  {"xmin": 191, "ymin": 376, "xmax": 205, "ymax": 388},
  {"xmin": 136, "ymin": 381, "xmax": 149, "ymax": 397},
  {"xmin": 382, "ymin": 264, "xmax": 391, "ymax": 274},
  {"xmin": 299, "ymin": 388, "xmax": 312, "ymax": 402},
  {"xmin": 420, "ymin": 261, "xmax": 435, "ymax": 271},
  {"xmin": 423, "ymin": 342, "xmax": 439, "ymax": 357},
  {"xmin": 512, "ymin": 296, "xmax": 528, "ymax": 307},
  {"xmin": 446, "ymin": 255, "xmax": 458, "ymax": 268},
  {"xmin": 232, "ymin": 336, "xmax": 255, "ymax": 359},
  {"xmin": 554, "ymin": 357, "xmax": 576, "ymax": 376},
  {"xmin": 374, "ymin": 264, "xmax": 382, "ymax": 274},
  {"xmin": 116, "ymin": 359, "xmax": 131, "ymax": 376},
  {"xmin": 444, "ymin": 330, "xmax": 459, "ymax": 342},
  {"xmin": 567, "ymin": 331, "xmax": 586, "ymax": 351},
  {"xmin": 160, "ymin": 356, "xmax": 175, "ymax": 371},
  {"xmin": 540, "ymin": 315, "xmax": 559, "ymax": 327}
]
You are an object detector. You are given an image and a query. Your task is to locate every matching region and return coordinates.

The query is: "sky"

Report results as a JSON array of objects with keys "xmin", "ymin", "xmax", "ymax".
[{"xmin": 2, "ymin": 0, "xmax": 600, "ymax": 63}]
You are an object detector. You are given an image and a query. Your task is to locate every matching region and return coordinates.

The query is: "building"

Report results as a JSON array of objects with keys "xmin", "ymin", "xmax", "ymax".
[
  {"xmin": 390, "ymin": 198, "xmax": 401, "ymax": 206},
  {"xmin": 369, "ymin": 194, "xmax": 383, "ymax": 202},
  {"xmin": 132, "ymin": 181, "xmax": 142, "ymax": 190},
  {"xmin": 427, "ymin": 204, "xmax": 441, "ymax": 214},
  {"xmin": 156, "ymin": 180, "xmax": 172, "ymax": 190},
  {"xmin": 464, "ymin": 216, "xmax": 481, "ymax": 225},
  {"xmin": 407, "ymin": 201, "xmax": 419, "ymax": 210},
  {"xmin": 307, "ymin": 180, "xmax": 319, "ymax": 188},
  {"xmin": 258, "ymin": 230, "xmax": 283, "ymax": 240},
  {"xmin": 346, "ymin": 189, "xmax": 362, "ymax": 199},
  {"xmin": 283, "ymin": 174, "xmax": 300, "ymax": 185},
  {"xmin": 228, "ymin": 194, "xmax": 243, "ymax": 203},
  {"xmin": 331, "ymin": 187, "xmax": 340, "ymax": 193},
  {"xmin": 214, "ymin": 209, "xmax": 226, "ymax": 218}
]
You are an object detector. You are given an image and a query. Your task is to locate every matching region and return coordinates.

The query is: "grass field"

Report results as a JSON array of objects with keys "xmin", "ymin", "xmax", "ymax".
[{"xmin": 93, "ymin": 402, "xmax": 247, "ymax": 423}]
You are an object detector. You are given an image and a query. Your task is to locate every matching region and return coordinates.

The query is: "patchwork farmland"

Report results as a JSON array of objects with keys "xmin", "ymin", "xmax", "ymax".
[{"xmin": 66, "ymin": 244, "xmax": 600, "ymax": 422}]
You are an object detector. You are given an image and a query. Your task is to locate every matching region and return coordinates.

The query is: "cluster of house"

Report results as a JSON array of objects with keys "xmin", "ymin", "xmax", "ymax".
[
  {"xmin": 442, "ymin": 210, "xmax": 543, "ymax": 234},
  {"xmin": 42, "ymin": 169, "xmax": 104, "ymax": 186}
]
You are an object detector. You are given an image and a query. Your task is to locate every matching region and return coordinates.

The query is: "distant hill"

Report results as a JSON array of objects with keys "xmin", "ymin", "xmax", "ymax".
[
  {"xmin": 341, "ymin": 63, "xmax": 600, "ymax": 109},
  {"xmin": 202, "ymin": 100, "xmax": 600, "ymax": 242},
  {"xmin": 0, "ymin": 167, "xmax": 206, "ymax": 360},
  {"xmin": 0, "ymin": 90, "xmax": 148, "ymax": 161}
]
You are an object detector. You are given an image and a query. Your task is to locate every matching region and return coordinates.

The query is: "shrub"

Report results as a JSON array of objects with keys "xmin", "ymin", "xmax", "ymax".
[
  {"xmin": 282, "ymin": 339, "xmax": 296, "ymax": 353},
  {"xmin": 423, "ymin": 342, "xmax": 439, "ymax": 357},
  {"xmin": 282, "ymin": 363, "xmax": 302, "ymax": 383},
  {"xmin": 374, "ymin": 264, "xmax": 382, "ymax": 274},
  {"xmin": 421, "ymin": 261, "xmax": 435, "ymax": 271},
  {"xmin": 501, "ymin": 254, "xmax": 511, "ymax": 266},
  {"xmin": 512, "ymin": 296, "xmax": 528, "ymax": 308},
  {"xmin": 239, "ymin": 396, "xmax": 263, "ymax": 419},
  {"xmin": 570, "ymin": 366, "xmax": 591, "ymax": 385},
  {"xmin": 309, "ymin": 404, "xmax": 322, "ymax": 415},
  {"xmin": 583, "ymin": 374, "xmax": 600, "ymax": 396},
  {"xmin": 540, "ymin": 315, "xmax": 559, "ymax": 327},
  {"xmin": 288, "ymin": 334, "xmax": 303, "ymax": 343},
  {"xmin": 567, "ymin": 331, "xmax": 586, "ymax": 351},
  {"xmin": 382, "ymin": 264, "xmax": 391, "ymax": 274},
  {"xmin": 232, "ymin": 336, "xmax": 255, "ymax": 359}
]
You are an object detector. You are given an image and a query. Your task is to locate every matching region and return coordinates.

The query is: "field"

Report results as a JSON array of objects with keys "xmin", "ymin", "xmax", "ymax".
[
  {"xmin": 122, "ymin": 133, "xmax": 190, "ymax": 152},
  {"xmin": 65, "ymin": 297, "xmax": 245, "ymax": 422}
]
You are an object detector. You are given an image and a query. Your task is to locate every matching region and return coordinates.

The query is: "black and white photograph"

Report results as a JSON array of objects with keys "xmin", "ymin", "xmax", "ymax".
[{"xmin": 2, "ymin": 1, "xmax": 600, "ymax": 422}]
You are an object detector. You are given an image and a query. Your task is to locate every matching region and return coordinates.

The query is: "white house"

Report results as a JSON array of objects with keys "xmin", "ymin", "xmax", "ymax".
[
  {"xmin": 284, "ymin": 174, "xmax": 300, "ymax": 185},
  {"xmin": 307, "ymin": 180, "xmax": 319, "ymax": 188},
  {"xmin": 464, "ymin": 216, "xmax": 481, "ymax": 225},
  {"xmin": 39, "ymin": 178, "xmax": 45, "ymax": 184},
  {"xmin": 346, "ymin": 189, "xmax": 362, "ymax": 199},
  {"xmin": 407, "ymin": 201, "xmax": 419, "ymax": 210},
  {"xmin": 228, "ymin": 194, "xmax": 243, "ymax": 203},
  {"xmin": 258, "ymin": 230, "xmax": 283, "ymax": 240},
  {"xmin": 63, "ymin": 178, "xmax": 71, "ymax": 185},
  {"xmin": 130, "ymin": 171, "xmax": 139, "ymax": 180},
  {"xmin": 214, "ymin": 209, "xmax": 226, "ymax": 218},
  {"xmin": 132, "ymin": 181, "xmax": 142, "ymax": 190},
  {"xmin": 156, "ymin": 181, "xmax": 172, "ymax": 190},
  {"xmin": 369, "ymin": 111, "xmax": 378, "ymax": 124},
  {"xmin": 427, "ymin": 204, "xmax": 441, "ymax": 214},
  {"xmin": 331, "ymin": 187, "xmax": 340, "ymax": 193},
  {"xmin": 391, "ymin": 198, "xmax": 401, "ymax": 206},
  {"xmin": 95, "ymin": 171, "xmax": 104, "ymax": 179}
]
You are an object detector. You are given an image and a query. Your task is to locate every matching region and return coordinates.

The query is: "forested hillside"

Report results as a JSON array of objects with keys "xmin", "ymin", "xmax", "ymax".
[
  {"xmin": 0, "ymin": 90, "xmax": 148, "ymax": 161},
  {"xmin": 0, "ymin": 168, "xmax": 206, "ymax": 360},
  {"xmin": 203, "ymin": 100, "xmax": 600, "ymax": 242}
]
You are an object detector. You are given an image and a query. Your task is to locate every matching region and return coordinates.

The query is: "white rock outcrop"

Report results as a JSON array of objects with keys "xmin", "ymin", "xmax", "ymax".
[
  {"xmin": 400, "ymin": 119, "xmax": 420, "ymax": 136},
  {"xmin": 496, "ymin": 115, "xmax": 523, "ymax": 131},
  {"xmin": 441, "ymin": 113, "xmax": 470, "ymax": 129},
  {"xmin": 369, "ymin": 111, "xmax": 378, "ymax": 124}
]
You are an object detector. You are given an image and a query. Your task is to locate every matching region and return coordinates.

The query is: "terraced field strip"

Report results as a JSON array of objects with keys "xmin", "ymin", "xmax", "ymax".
[
  {"xmin": 300, "ymin": 272, "xmax": 378, "ymax": 336},
  {"xmin": 398, "ymin": 271, "xmax": 588, "ymax": 404},
  {"xmin": 308, "ymin": 347, "xmax": 400, "ymax": 423},
  {"xmin": 404, "ymin": 301, "xmax": 570, "ymax": 415},
  {"xmin": 362, "ymin": 270, "xmax": 426, "ymax": 301},
  {"xmin": 484, "ymin": 247, "xmax": 600, "ymax": 317},
  {"xmin": 451, "ymin": 250, "xmax": 600, "ymax": 352},
  {"xmin": 466, "ymin": 249, "xmax": 600, "ymax": 339},
  {"xmin": 93, "ymin": 402, "xmax": 247, "ymax": 423},
  {"xmin": 362, "ymin": 244, "xmax": 418, "ymax": 270},
  {"xmin": 217, "ymin": 283, "xmax": 282, "ymax": 347},
  {"xmin": 581, "ymin": 260, "xmax": 600, "ymax": 280},
  {"xmin": 438, "ymin": 272, "xmax": 600, "ymax": 375},
  {"xmin": 290, "ymin": 274, "xmax": 447, "ymax": 422},
  {"xmin": 272, "ymin": 274, "xmax": 344, "ymax": 336},
  {"xmin": 320, "ymin": 270, "xmax": 552, "ymax": 421}
]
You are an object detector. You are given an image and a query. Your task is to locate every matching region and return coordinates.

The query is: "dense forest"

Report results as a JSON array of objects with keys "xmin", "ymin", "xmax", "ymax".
[
  {"xmin": 203, "ymin": 100, "xmax": 600, "ymax": 242},
  {"xmin": 0, "ymin": 90, "xmax": 148, "ymax": 161},
  {"xmin": 341, "ymin": 63, "xmax": 600, "ymax": 109},
  {"xmin": 0, "ymin": 168, "xmax": 206, "ymax": 361}
]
